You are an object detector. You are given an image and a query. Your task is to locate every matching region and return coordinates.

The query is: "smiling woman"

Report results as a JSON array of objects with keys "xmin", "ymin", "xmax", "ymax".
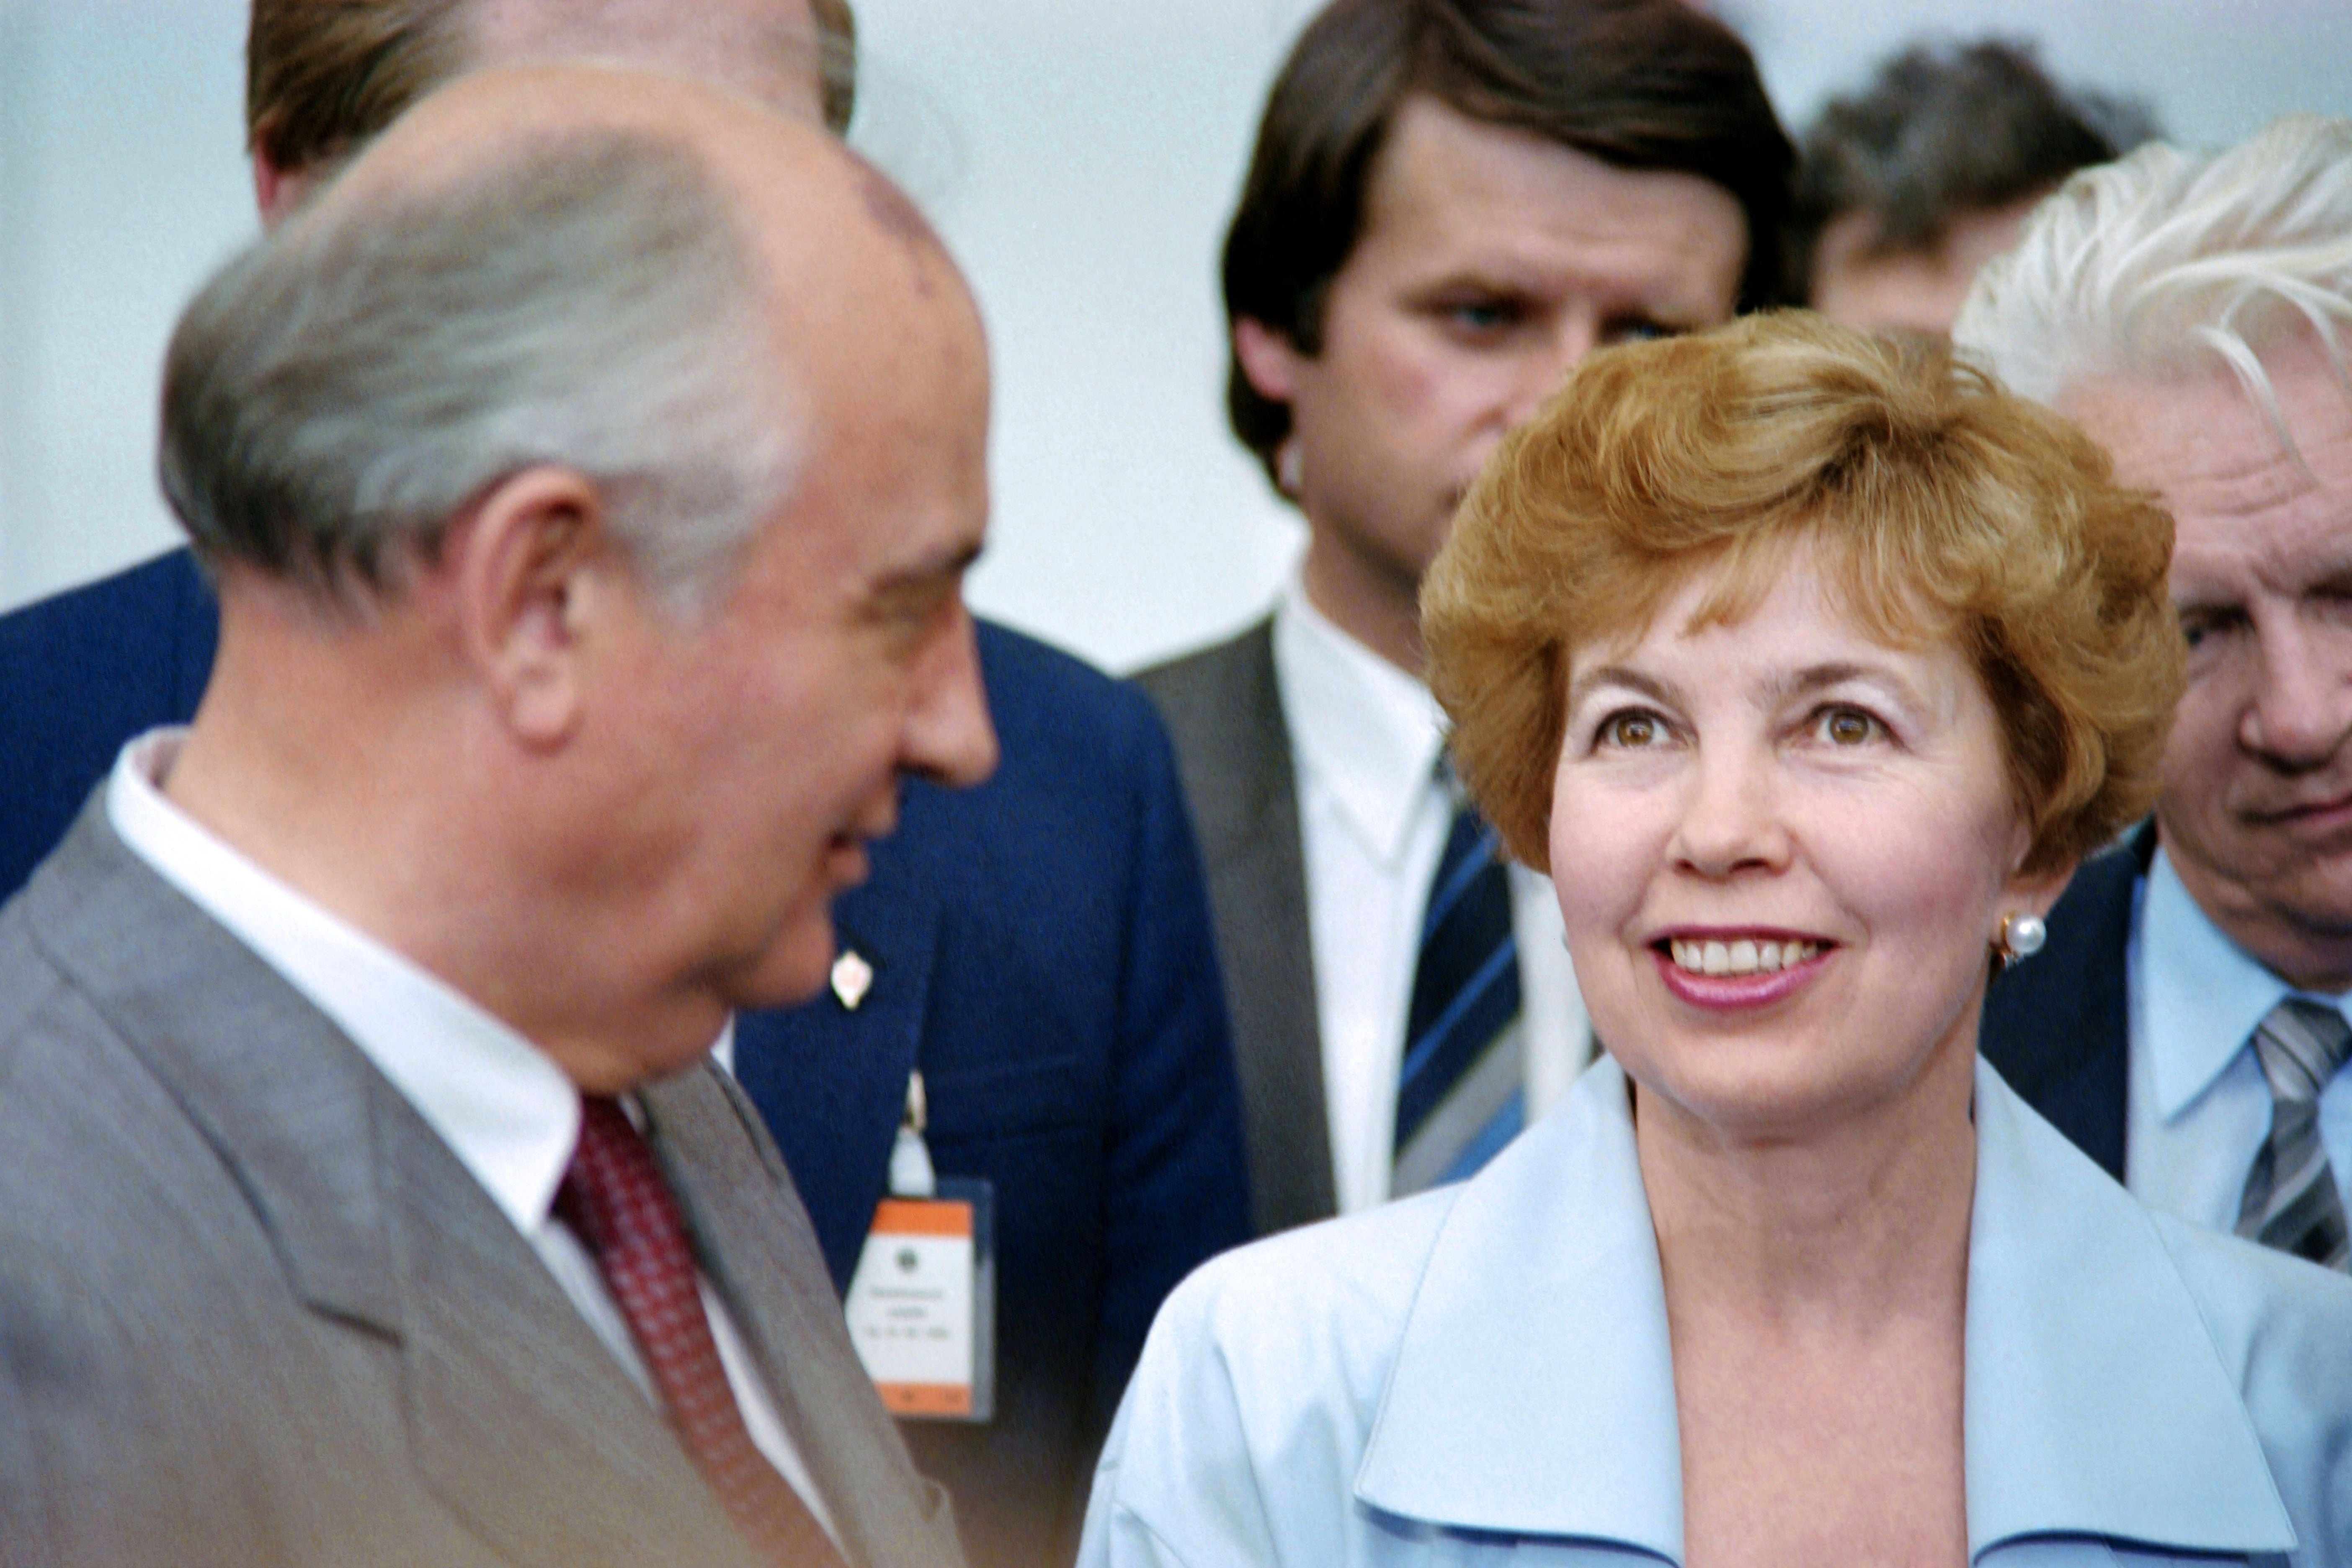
[
  {"xmin": 1076, "ymin": 313, "xmax": 2352, "ymax": 1568},
  {"xmin": 1547, "ymin": 547, "xmax": 2101, "ymax": 1161},
  {"xmin": 1425, "ymin": 311, "xmax": 2181, "ymax": 884},
  {"xmin": 1426, "ymin": 313, "xmax": 2183, "ymax": 1168}
]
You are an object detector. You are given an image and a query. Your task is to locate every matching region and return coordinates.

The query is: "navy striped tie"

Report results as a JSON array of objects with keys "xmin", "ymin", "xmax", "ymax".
[
  {"xmin": 1393, "ymin": 800, "xmax": 1523, "ymax": 1196},
  {"xmin": 2235, "ymin": 997, "xmax": 2351, "ymax": 1271}
]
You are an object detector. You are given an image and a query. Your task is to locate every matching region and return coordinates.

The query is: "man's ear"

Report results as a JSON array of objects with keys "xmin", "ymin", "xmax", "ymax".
[
  {"xmin": 447, "ymin": 466, "xmax": 614, "ymax": 749},
  {"xmin": 250, "ymin": 120, "xmax": 312, "ymax": 229},
  {"xmin": 1233, "ymin": 317, "xmax": 1305, "ymax": 403}
]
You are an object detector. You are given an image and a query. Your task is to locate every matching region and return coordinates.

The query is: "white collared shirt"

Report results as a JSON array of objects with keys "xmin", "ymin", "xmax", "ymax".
[
  {"xmin": 106, "ymin": 730, "xmax": 835, "ymax": 1542},
  {"xmin": 2128, "ymin": 845, "xmax": 2352, "ymax": 1232},
  {"xmin": 1271, "ymin": 578, "xmax": 1589, "ymax": 1215}
]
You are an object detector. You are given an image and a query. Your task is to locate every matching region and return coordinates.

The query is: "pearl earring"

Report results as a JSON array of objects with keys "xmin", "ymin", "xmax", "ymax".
[
  {"xmin": 1276, "ymin": 442, "xmax": 1303, "ymax": 498},
  {"xmin": 1996, "ymin": 912, "xmax": 2047, "ymax": 965}
]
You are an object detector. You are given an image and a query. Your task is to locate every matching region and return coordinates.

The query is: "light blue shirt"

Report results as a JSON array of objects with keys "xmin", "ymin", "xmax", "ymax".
[
  {"xmin": 2130, "ymin": 846, "xmax": 2352, "ymax": 1231},
  {"xmin": 1081, "ymin": 1056, "xmax": 2352, "ymax": 1567}
]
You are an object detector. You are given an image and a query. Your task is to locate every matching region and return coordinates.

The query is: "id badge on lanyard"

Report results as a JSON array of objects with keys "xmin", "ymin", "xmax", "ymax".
[{"xmin": 844, "ymin": 1067, "xmax": 996, "ymax": 1421}]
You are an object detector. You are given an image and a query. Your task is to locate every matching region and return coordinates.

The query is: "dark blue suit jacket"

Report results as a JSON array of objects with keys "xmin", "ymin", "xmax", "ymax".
[
  {"xmin": 0, "ymin": 549, "xmax": 1253, "ymax": 1568},
  {"xmin": 1977, "ymin": 824, "xmax": 2157, "ymax": 1183},
  {"xmin": 0, "ymin": 551, "xmax": 219, "ymax": 900}
]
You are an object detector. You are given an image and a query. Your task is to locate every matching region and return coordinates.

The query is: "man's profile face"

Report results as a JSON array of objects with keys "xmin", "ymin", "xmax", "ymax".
[
  {"xmin": 1239, "ymin": 95, "xmax": 1747, "ymax": 637},
  {"xmin": 2065, "ymin": 335, "xmax": 2352, "ymax": 991},
  {"xmin": 591, "ymin": 284, "xmax": 997, "ymax": 1028}
]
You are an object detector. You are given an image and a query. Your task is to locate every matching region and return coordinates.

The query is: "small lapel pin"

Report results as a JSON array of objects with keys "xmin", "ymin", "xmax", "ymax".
[{"xmin": 831, "ymin": 948, "xmax": 875, "ymax": 1011}]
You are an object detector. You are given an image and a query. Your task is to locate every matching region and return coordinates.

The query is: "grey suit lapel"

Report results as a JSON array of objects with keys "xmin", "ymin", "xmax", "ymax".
[
  {"xmin": 389, "ymin": 1087, "xmax": 765, "ymax": 1568},
  {"xmin": 23, "ymin": 802, "xmax": 407, "ymax": 1337},
  {"xmin": 23, "ymin": 803, "xmax": 762, "ymax": 1568},
  {"xmin": 643, "ymin": 1065, "xmax": 961, "ymax": 1568},
  {"xmin": 1136, "ymin": 617, "xmax": 1335, "ymax": 1233}
]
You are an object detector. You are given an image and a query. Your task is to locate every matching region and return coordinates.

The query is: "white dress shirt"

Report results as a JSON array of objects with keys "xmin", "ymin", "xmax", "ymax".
[
  {"xmin": 106, "ymin": 730, "xmax": 836, "ymax": 1543},
  {"xmin": 2128, "ymin": 845, "xmax": 2352, "ymax": 1232},
  {"xmin": 1272, "ymin": 578, "xmax": 1589, "ymax": 1215},
  {"xmin": 1081, "ymin": 1055, "xmax": 2352, "ymax": 1567}
]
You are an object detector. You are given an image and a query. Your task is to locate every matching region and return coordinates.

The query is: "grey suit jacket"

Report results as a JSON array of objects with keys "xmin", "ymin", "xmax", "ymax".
[
  {"xmin": 0, "ymin": 800, "xmax": 964, "ymax": 1568},
  {"xmin": 1134, "ymin": 618, "xmax": 1335, "ymax": 1235}
]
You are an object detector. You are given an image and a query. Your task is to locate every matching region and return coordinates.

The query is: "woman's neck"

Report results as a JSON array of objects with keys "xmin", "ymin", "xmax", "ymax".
[
  {"xmin": 1644, "ymin": 1036, "xmax": 1979, "ymax": 1568},
  {"xmin": 1635, "ymin": 1034, "xmax": 1977, "ymax": 1332}
]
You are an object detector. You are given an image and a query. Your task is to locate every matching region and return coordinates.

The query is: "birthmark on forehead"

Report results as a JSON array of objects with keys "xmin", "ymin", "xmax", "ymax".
[{"xmin": 854, "ymin": 158, "xmax": 945, "ymax": 297}]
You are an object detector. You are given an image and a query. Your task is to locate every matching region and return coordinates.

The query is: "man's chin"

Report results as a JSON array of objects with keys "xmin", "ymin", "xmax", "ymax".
[
  {"xmin": 2168, "ymin": 824, "xmax": 2352, "ymax": 984},
  {"xmin": 717, "ymin": 912, "xmax": 841, "ymax": 1014},
  {"xmin": 2261, "ymin": 861, "xmax": 2352, "ymax": 943}
]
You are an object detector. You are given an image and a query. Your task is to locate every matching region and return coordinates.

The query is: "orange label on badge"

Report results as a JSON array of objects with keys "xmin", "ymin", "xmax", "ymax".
[
  {"xmin": 877, "ymin": 1382, "xmax": 974, "ymax": 1417},
  {"xmin": 871, "ymin": 1199, "xmax": 973, "ymax": 1238}
]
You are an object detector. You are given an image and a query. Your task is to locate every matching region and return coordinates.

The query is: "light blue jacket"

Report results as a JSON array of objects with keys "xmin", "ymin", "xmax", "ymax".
[{"xmin": 1081, "ymin": 1056, "xmax": 2352, "ymax": 1567}]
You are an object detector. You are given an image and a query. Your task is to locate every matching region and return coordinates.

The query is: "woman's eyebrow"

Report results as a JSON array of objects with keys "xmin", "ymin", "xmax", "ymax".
[
  {"xmin": 1765, "ymin": 661, "xmax": 1923, "ymax": 708},
  {"xmin": 1564, "ymin": 664, "xmax": 1679, "ymax": 712}
]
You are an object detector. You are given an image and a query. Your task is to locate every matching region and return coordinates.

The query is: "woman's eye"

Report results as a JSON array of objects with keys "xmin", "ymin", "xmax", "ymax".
[
  {"xmin": 1817, "ymin": 707, "xmax": 1881, "ymax": 746},
  {"xmin": 1601, "ymin": 711, "xmax": 1664, "ymax": 748}
]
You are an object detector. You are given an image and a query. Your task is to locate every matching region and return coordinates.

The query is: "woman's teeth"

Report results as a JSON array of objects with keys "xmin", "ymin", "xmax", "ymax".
[{"xmin": 1668, "ymin": 937, "xmax": 1823, "ymax": 976}]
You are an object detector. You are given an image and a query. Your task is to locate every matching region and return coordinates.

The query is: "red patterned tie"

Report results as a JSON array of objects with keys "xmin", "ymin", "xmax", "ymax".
[{"xmin": 557, "ymin": 1095, "xmax": 847, "ymax": 1567}]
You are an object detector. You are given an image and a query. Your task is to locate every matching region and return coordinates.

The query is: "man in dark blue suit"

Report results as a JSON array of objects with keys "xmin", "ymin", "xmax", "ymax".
[
  {"xmin": 0, "ymin": 2, "xmax": 1252, "ymax": 1563},
  {"xmin": 737, "ymin": 621, "xmax": 1248, "ymax": 1563}
]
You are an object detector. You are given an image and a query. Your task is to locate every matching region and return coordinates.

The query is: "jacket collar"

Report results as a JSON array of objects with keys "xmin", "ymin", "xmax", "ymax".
[
  {"xmin": 1355, "ymin": 1055, "xmax": 2295, "ymax": 1560},
  {"xmin": 26, "ymin": 795, "xmax": 409, "ymax": 1336},
  {"xmin": 1960, "ymin": 1060, "xmax": 2291, "ymax": 1557},
  {"xmin": 1355, "ymin": 1056, "xmax": 1681, "ymax": 1552},
  {"xmin": 23, "ymin": 800, "xmax": 770, "ymax": 1568}
]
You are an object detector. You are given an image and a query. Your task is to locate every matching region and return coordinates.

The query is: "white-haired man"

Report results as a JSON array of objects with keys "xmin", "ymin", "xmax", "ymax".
[{"xmin": 1961, "ymin": 114, "xmax": 2352, "ymax": 1273}]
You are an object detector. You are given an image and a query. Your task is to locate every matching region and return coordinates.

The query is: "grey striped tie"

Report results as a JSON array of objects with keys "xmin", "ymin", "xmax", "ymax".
[{"xmin": 2234, "ymin": 997, "xmax": 2352, "ymax": 1271}]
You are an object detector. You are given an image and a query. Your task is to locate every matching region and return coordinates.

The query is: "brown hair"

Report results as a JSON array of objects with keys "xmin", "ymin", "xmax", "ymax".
[
  {"xmin": 1792, "ymin": 37, "xmax": 2156, "ymax": 298},
  {"xmin": 246, "ymin": 0, "xmax": 858, "ymax": 175},
  {"xmin": 1421, "ymin": 310, "xmax": 2183, "ymax": 876},
  {"xmin": 1221, "ymin": 0, "xmax": 1794, "ymax": 485},
  {"xmin": 247, "ymin": 0, "xmax": 470, "ymax": 173}
]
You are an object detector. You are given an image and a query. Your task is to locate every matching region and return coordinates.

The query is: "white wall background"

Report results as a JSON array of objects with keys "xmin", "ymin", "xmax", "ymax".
[{"xmin": 3, "ymin": 0, "xmax": 2349, "ymax": 670}]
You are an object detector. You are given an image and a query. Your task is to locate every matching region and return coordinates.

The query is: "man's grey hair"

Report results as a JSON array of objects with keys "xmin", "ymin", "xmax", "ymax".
[
  {"xmin": 1954, "ymin": 113, "xmax": 2352, "ymax": 437},
  {"xmin": 159, "ymin": 129, "xmax": 799, "ymax": 615}
]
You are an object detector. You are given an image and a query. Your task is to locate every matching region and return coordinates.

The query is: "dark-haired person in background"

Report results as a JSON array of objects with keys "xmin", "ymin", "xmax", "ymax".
[
  {"xmin": 1796, "ymin": 37, "xmax": 2157, "ymax": 338},
  {"xmin": 0, "ymin": 3, "xmax": 1249, "ymax": 1564},
  {"xmin": 1136, "ymin": 0, "xmax": 1792, "ymax": 1236}
]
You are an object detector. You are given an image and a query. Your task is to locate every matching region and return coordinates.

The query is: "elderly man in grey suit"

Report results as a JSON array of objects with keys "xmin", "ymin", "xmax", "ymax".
[{"xmin": 0, "ymin": 63, "xmax": 992, "ymax": 1568}]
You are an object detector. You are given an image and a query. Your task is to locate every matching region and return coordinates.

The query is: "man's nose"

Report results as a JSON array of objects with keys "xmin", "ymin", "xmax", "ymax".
[
  {"xmin": 1503, "ymin": 316, "xmax": 1600, "ymax": 430},
  {"xmin": 904, "ymin": 608, "xmax": 1000, "ymax": 789},
  {"xmin": 2240, "ymin": 615, "xmax": 2352, "ymax": 771}
]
